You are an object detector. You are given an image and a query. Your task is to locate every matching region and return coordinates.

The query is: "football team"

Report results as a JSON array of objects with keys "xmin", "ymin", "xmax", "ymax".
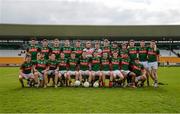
[{"xmin": 19, "ymin": 38, "xmax": 160, "ymax": 88}]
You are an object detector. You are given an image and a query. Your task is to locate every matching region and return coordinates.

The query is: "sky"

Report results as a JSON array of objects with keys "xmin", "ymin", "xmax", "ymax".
[{"xmin": 1, "ymin": 0, "xmax": 180, "ymax": 25}]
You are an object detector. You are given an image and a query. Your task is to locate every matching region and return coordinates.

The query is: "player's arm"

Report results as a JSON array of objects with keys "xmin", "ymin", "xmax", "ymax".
[
  {"xmin": 156, "ymin": 49, "xmax": 160, "ymax": 62},
  {"xmin": 19, "ymin": 63, "xmax": 24, "ymax": 74},
  {"xmin": 141, "ymin": 66, "xmax": 146, "ymax": 76}
]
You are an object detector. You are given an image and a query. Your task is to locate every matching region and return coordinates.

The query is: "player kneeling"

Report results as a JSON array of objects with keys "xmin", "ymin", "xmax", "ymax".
[
  {"xmin": 66, "ymin": 52, "xmax": 79, "ymax": 86},
  {"xmin": 91, "ymin": 52, "xmax": 103, "ymax": 87},
  {"xmin": 79, "ymin": 51, "xmax": 92, "ymax": 87},
  {"xmin": 19, "ymin": 54, "xmax": 37, "ymax": 87},
  {"xmin": 111, "ymin": 52, "xmax": 124, "ymax": 87},
  {"xmin": 45, "ymin": 53, "xmax": 59, "ymax": 88},
  {"xmin": 33, "ymin": 52, "xmax": 48, "ymax": 87},
  {"xmin": 101, "ymin": 53, "xmax": 112, "ymax": 87},
  {"xmin": 131, "ymin": 58, "xmax": 146, "ymax": 87},
  {"xmin": 56, "ymin": 53, "xmax": 68, "ymax": 87}
]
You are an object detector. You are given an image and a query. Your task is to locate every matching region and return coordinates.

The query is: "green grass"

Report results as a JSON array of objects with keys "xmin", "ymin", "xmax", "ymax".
[{"xmin": 0, "ymin": 67, "xmax": 180, "ymax": 113}]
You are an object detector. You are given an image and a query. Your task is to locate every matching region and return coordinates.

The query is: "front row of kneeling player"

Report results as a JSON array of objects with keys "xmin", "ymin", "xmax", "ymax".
[{"xmin": 19, "ymin": 51, "xmax": 147, "ymax": 88}]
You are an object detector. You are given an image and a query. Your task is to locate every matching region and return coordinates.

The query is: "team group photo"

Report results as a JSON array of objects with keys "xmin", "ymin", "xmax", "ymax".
[
  {"xmin": 1, "ymin": 0, "xmax": 180, "ymax": 113},
  {"xmin": 20, "ymin": 38, "xmax": 160, "ymax": 88}
]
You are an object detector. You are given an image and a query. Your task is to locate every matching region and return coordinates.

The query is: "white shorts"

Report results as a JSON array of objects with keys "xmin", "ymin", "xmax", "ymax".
[
  {"xmin": 20, "ymin": 73, "xmax": 34, "ymax": 80},
  {"xmin": 91, "ymin": 71, "xmax": 101, "ymax": 76},
  {"xmin": 67, "ymin": 71, "xmax": 77, "ymax": 75},
  {"xmin": 121, "ymin": 70, "xmax": 130, "ymax": 76},
  {"xmin": 102, "ymin": 71, "xmax": 110, "ymax": 75},
  {"xmin": 80, "ymin": 70, "xmax": 90, "ymax": 75},
  {"xmin": 112, "ymin": 70, "xmax": 122, "ymax": 76},
  {"xmin": 59, "ymin": 70, "xmax": 67, "ymax": 75},
  {"xmin": 47, "ymin": 70, "xmax": 56, "ymax": 75},
  {"xmin": 148, "ymin": 62, "xmax": 158, "ymax": 70},
  {"xmin": 140, "ymin": 61, "xmax": 149, "ymax": 69}
]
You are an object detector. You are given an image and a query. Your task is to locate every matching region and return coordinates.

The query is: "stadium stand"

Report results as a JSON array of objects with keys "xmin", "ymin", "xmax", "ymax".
[
  {"xmin": 0, "ymin": 24, "xmax": 180, "ymax": 66},
  {"xmin": 160, "ymin": 50, "xmax": 177, "ymax": 57}
]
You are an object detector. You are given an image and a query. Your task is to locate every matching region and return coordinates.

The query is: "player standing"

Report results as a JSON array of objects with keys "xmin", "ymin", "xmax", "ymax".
[
  {"xmin": 51, "ymin": 38, "xmax": 61, "ymax": 59},
  {"xmin": 74, "ymin": 40, "xmax": 84, "ymax": 58},
  {"xmin": 83, "ymin": 41, "xmax": 94, "ymax": 58},
  {"xmin": 26, "ymin": 38, "xmax": 40, "ymax": 62},
  {"xmin": 61, "ymin": 40, "xmax": 72, "ymax": 58},
  {"xmin": 138, "ymin": 40, "xmax": 149, "ymax": 86},
  {"xmin": 41, "ymin": 39, "xmax": 51, "ymax": 60},
  {"xmin": 147, "ymin": 40, "xmax": 160, "ymax": 88}
]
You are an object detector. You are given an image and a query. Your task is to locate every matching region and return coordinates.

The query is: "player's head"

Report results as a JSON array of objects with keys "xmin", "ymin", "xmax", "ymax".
[
  {"xmin": 112, "ymin": 51, "xmax": 118, "ymax": 58},
  {"xmin": 129, "ymin": 39, "xmax": 135, "ymax": 47},
  {"xmin": 85, "ymin": 41, "xmax": 91, "ymax": 48},
  {"xmin": 49, "ymin": 53, "xmax": 56, "ymax": 60},
  {"xmin": 140, "ymin": 40, "xmax": 145, "ymax": 47},
  {"xmin": 121, "ymin": 42, "xmax": 127, "ymax": 49},
  {"xmin": 36, "ymin": 52, "xmax": 41, "ymax": 60},
  {"xmin": 150, "ymin": 40, "xmax": 156, "ymax": 47},
  {"xmin": 75, "ymin": 40, "xmax": 81, "ymax": 47},
  {"xmin": 64, "ymin": 40, "xmax": 70, "ymax": 46},
  {"xmin": 112, "ymin": 41, "xmax": 118, "ymax": 48},
  {"xmin": 40, "ymin": 52, "xmax": 45, "ymax": 60},
  {"xmin": 30, "ymin": 37, "xmax": 36, "ymax": 46},
  {"xmin": 60, "ymin": 52, "xmax": 65, "ymax": 59},
  {"xmin": 42, "ymin": 39, "xmax": 48, "ymax": 47},
  {"xmin": 102, "ymin": 53, "xmax": 108, "ymax": 59},
  {"xmin": 150, "ymin": 40, "xmax": 157, "ymax": 51},
  {"xmin": 53, "ymin": 38, "xmax": 60, "ymax": 47},
  {"xmin": 95, "ymin": 41, "xmax": 100, "ymax": 49},
  {"xmin": 25, "ymin": 54, "xmax": 31, "ymax": 62},
  {"xmin": 103, "ymin": 39, "xmax": 109, "ymax": 47},
  {"xmin": 70, "ymin": 52, "xmax": 76, "ymax": 59}
]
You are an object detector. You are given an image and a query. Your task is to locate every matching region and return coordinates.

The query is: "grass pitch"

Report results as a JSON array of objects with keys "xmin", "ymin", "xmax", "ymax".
[{"xmin": 0, "ymin": 67, "xmax": 180, "ymax": 113}]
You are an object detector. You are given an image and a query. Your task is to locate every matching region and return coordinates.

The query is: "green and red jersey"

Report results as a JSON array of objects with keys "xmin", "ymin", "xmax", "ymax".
[
  {"xmin": 147, "ymin": 47, "xmax": 160, "ymax": 62},
  {"xmin": 101, "ymin": 58, "xmax": 111, "ymax": 71},
  {"xmin": 47, "ymin": 60, "xmax": 58, "ymax": 70},
  {"xmin": 20, "ymin": 61, "xmax": 33, "ymax": 74},
  {"xmin": 27, "ymin": 45, "xmax": 40, "ymax": 61},
  {"xmin": 68, "ymin": 58, "xmax": 79, "ymax": 71},
  {"xmin": 131, "ymin": 62, "xmax": 144, "ymax": 76},
  {"xmin": 34, "ymin": 59, "xmax": 47, "ymax": 73},
  {"xmin": 51, "ymin": 46, "xmax": 61, "ymax": 59},
  {"xmin": 111, "ymin": 58, "xmax": 121, "ymax": 70},
  {"xmin": 101, "ymin": 46, "xmax": 111, "ymax": 54},
  {"xmin": 73, "ymin": 46, "xmax": 83, "ymax": 58},
  {"xmin": 128, "ymin": 47, "xmax": 138, "ymax": 60},
  {"xmin": 138, "ymin": 46, "xmax": 148, "ymax": 62},
  {"xmin": 119, "ymin": 49, "xmax": 129, "ymax": 59},
  {"xmin": 111, "ymin": 47, "xmax": 119, "ymax": 55},
  {"xmin": 58, "ymin": 58, "xmax": 68, "ymax": 70},
  {"xmin": 41, "ymin": 46, "xmax": 51, "ymax": 60},
  {"xmin": 91, "ymin": 57, "xmax": 101, "ymax": 71},
  {"xmin": 61, "ymin": 46, "xmax": 73, "ymax": 58},
  {"xmin": 120, "ymin": 58, "xmax": 130, "ymax": 71},
  {"xmin": 79, "ymin": 58, "xmax": 90, "ymax": 71}
]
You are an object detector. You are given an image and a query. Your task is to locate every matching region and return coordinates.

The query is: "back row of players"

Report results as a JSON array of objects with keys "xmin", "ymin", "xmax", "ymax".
[{"xmin": 19, "ymin": 38, "xmax": 160, "ymax": 88}]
